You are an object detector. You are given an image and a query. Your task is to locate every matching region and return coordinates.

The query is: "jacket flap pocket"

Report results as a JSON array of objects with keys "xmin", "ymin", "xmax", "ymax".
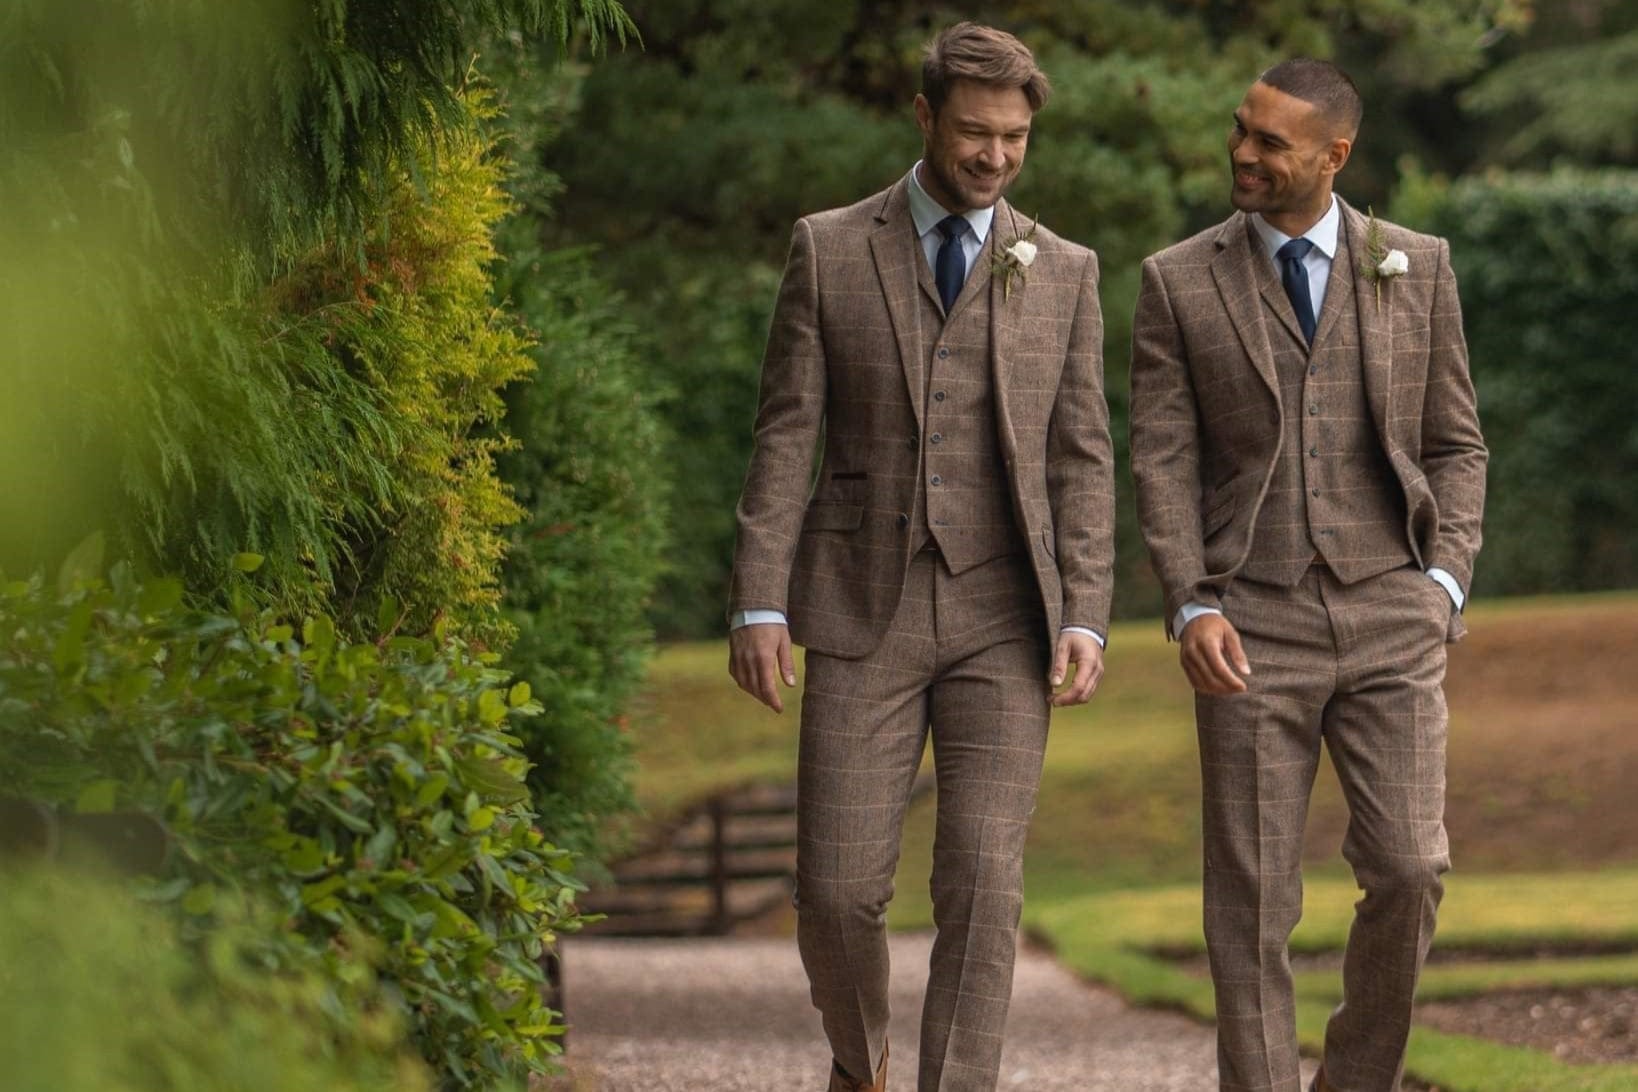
[{"xmin": 803, "ymin": 503, "xmax": 865, "ymax": 533}]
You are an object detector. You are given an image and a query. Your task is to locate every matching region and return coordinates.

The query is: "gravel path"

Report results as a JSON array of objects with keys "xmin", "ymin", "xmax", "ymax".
[{"xmin": 560, "ymin": 931, "xmax": 1319, "ymax": 1090}]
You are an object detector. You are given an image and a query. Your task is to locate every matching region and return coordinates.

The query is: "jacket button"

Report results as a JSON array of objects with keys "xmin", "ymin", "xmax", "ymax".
[
  {"xmin": 930, "ymin": 432, "xmax": 943, "ymax": 445},
  {"xmin": 937, "ymin": 347, "xmax": 950, "ymax": 359},
  {"xmin": 907, "ymin": 432, "xmax": 918, "ymax": 450},
  {"xmin": 896, "ymin": 513, "xmax": 910, "ymax": 530},
  {"xmin": 930, "ymin": 475, "xmax": 943, "ymax": 486},
  {"xmin": 933, "ymin": 390, "xmax": 946, "ymax": 402}
]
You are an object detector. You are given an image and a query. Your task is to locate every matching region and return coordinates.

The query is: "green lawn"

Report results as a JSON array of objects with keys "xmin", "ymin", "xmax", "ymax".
[{"xmin": 630, "ymin": 592, "xmax": 1638, "ymax": 1090}]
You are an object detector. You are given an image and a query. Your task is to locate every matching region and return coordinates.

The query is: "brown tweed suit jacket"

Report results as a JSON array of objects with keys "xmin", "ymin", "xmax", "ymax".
[
  {"xmin": 730, "ymin": 177, "xmax": 1115, "ymax": 658},
  {"xmin": 1130, "ymin": 197, "xmax": 1487, "ymax": 639}
]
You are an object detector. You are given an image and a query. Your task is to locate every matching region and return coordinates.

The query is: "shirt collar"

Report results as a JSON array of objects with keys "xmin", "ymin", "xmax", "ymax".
[
  {"xmin": 1251, "ymin": 194, "xmax": 1339, "ymax": 262},
  {"xmin": 907, "ymin": 162, "xmax": 994, "ymax": 245}
]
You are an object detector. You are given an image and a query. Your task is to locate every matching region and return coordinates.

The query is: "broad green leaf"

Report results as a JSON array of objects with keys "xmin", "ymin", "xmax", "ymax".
[
  {"xmin": 467, "ymin": 806, "xmax": 496, "ymax": 832},
  {"xmin": 52, "ymin": 600, "xmax": 92, "ymax": 674},
  {"xmin": 300, "ymin": 874, "xmax": 346, "ymax": 907},
  {"xmin": 454, "ymin": 756, "xmax": 528, "ymax": 805},
  {"xmin": 136, "ymin": 577, "xmax": 184, "ymax": 615},
  {"xmin": 415, "ymin": 773, "xmax": 450, "ymax": 807},
  {"xmin": 477, "ymin": 688, "xmax": 507, "ymax": 725},
  {"xmin": 231, "ymin": 552, "xmax": 264, "ymax": 572},
  {"xmin": 507, "ymin": 681, "xmax": 531, "ymax": 707}
]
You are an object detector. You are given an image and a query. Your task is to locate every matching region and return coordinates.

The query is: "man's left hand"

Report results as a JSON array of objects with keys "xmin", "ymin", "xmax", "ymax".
[{"xmin": 1050, "ymin": 631, "xmax": 1104, "ymax": 707}]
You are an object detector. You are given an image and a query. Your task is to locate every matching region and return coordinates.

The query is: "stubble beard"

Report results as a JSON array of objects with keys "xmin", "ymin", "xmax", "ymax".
[{"xmin": 927, "ymin": 154, "xmax": 1013, "ymax": 213}]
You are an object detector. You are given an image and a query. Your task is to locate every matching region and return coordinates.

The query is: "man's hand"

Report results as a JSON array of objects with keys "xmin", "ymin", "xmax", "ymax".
[
  {"xmin": 1179, "ymin": 612, "xmax": 1251, "ymax": 695},
  {"xmin": 728, "ymin": 623, "xmax": 797, "ymax": 714},
  {"xmin": 1050, "ymin": 631, "xmax": 1105, "ymax": 707}
]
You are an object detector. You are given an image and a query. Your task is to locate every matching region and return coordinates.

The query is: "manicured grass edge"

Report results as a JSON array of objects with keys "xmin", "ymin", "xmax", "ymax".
[{"xmin": 1026, "ymin": 875, "xmax": 1638, "ymax": 1092}]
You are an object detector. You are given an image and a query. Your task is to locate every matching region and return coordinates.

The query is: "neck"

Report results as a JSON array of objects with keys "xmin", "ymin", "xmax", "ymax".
[
  {"xmin": 914, "ymin": 162, "xmax": 968, "ymax": 215},
  {"xmin": 1261, "ymin": 193, "xmax": 1332, "ymax": 239}
]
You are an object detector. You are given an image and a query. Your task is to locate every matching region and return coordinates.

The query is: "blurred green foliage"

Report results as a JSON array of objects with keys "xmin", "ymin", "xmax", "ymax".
[
  {"xmin": 2, "ymin": 0, "xmax": 661, "ymax": 880},
  {"xmin": 1395, "ymin": 167, "xmax": 1638, "ymax": 596},
  {"xmin": 0, "ymin": 558, "xmax": 582, "ymax": 1086},
  {"xmin": 1463, "ymin": 0, "xmax": 1638, "ymax": 167},
  {"xmin": 539, "ymin": 0, "xmax": 1534, "ymax": 633},
  {"xmin": 0, "ymin": 868, "xmax": 435, "ymax": 1092},
  {"xmin": 481, "ymin": 40, "xmax": 672, "ymax": 863},
  {"xmin": 0, "ymin": 0, "xmax": 631, "ymax": 641}
]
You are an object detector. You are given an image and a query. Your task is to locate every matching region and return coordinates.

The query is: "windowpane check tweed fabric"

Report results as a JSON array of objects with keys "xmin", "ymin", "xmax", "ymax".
[
  {"xmin": 1128, "ymin": 198, "xmax": 1486, "ymax": 641},
  {"xmin": 797, "ymin": 550, "xmax": 1049, "ymax": 1092},
  {"xmin": 1198, "ymin": 566, "xmax": 1450, "ymax": 1091},
  {"xmin": 728, "ymin": 178, "xmax": 1115, "ymax": 657},
  {"xmin": 1130, "ymin": 197, "xmax": 1487, "ymax": 1092},
  {"xmin": 731, "ymin": 175, "xmax": 1115, "ymax": 1091}
]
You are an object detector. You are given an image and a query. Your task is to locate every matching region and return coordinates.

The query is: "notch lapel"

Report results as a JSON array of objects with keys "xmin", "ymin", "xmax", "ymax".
[
  {"xmin": 1211, "ymin": 214, "xmax": 1281, "ymax": 400},
  {"xmin": 869, "ymin": 180, "xmax": 928, "ymax": 431},
  {"xmin": 987, "ymin": 201, "xmax": 1019, "ymax": 460},
  {"xmin": 1343, "ymin": 199, "xmax": 1394, "ymax": 438}
]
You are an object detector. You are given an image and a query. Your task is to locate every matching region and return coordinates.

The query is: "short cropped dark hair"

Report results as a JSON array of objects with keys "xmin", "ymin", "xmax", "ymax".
[
  {"xmin": 922, "ymin": 22, "xmax": 1051, "ymax": 114},
  {"xmin": 1258, "ymin": 58, "xmax": 1363, "ymax": 137}
]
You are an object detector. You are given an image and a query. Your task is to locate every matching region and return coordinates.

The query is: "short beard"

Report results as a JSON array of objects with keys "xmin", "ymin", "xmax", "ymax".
[{"xmin": 940, "ymin": 160, "xmax": 1008, "ymax": 213}]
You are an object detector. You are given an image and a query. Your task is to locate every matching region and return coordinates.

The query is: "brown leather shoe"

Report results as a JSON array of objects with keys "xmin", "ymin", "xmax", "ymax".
[{"xmin": 827, "ymin": 1040, "xmax": 888, "ymax": 1091}]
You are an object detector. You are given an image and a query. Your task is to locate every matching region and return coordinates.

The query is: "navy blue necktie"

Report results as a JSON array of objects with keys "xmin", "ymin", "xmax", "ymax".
[
  {"xmin": 1278, "ymin": 237, "xmax": 1316, "ymax": 344},
  {"xmin": 935, "ymin": 215, "xmax": 971, "ymax": 314}
]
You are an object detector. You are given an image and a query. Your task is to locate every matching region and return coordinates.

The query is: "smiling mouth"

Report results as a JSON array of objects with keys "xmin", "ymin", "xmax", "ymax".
[{"xmin": 1234, "ymin": 170, "xmax": 1268, "ymax": 188}]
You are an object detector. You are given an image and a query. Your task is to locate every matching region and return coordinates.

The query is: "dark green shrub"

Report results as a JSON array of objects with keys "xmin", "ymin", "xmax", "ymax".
[
  {"xmin": 0, "ymin": 556, "xmax": 583, "ymax": 1086},
  {"xmin": 0, "ymin": 868, "xmax": 433, "ymax": 1092},
  {"xmin": 482, "ymin": 46, "xmax": 671, "ymax": 862},
  {"xmin": 1395, "ymin": 167, "xmax": 1638, "ymax": 595}
]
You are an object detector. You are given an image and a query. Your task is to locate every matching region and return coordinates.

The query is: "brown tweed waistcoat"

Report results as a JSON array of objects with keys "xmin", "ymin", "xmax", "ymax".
[{"xmin": 1241, "ymin": 229, "xmax": 1413, "ymax": 587}]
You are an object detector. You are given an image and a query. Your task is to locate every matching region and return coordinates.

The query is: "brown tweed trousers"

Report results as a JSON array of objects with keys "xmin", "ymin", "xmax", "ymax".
[
  {"xmin": 731, "ymin": 177, "xmax": 1114, "ymax": 1090},
  {"xmin": 1130, "ymin": 198, "xmax": 1487, "ymax": 1092}
]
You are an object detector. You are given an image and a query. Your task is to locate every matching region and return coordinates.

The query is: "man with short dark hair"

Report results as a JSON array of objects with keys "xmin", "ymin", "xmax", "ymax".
[
  {"xmin": 729, "ymin": 21, "xmax": 1114, "ymax": 1092},
  {"xmin": 1130, "ymin": 59, "xmax": 1487, "ymax": 1092}
]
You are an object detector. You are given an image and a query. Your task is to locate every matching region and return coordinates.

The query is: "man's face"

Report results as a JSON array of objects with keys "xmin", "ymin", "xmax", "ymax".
[
  {"xmin": 915, "ymin": 80, "xmax": 1034, "ymax": 213},
  {"xmin": 1227, "ymin": 80, "xmax": 1349, "ymax": 234}
]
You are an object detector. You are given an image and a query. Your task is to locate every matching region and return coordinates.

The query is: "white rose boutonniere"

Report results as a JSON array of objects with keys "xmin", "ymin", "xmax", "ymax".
[
  {"xmin": 1359, "ymin": 207, "xmax": 1408, "ymax": 311},
  {"xmin": 1377, "ymin": 248, "xmax": 1409, "ymax": 278},
  {"xmin": 991, "ymin": 216, "xmax": 1039, "ymax": 300}
]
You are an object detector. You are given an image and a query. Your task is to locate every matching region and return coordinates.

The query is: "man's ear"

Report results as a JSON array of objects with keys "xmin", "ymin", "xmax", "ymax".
[
  {"xmin": 1323, "ymin": 136, "xmax": 1353, "ymax": 178},
  {"xmin": 914, "ymin": 93, "xmax": 935, "ymax": 141}
]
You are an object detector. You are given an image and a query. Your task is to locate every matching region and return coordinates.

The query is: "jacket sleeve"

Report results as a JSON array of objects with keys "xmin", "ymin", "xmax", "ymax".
[
  {"xmin": 1129, "ymin": 255, "xmax": 1212, "ymax": 637},
  {"xmin": 1418, "ymin": 237, "xmax": 1487, "ymax": 595},
  {"xmin": 727, "ymin": 218, "xmax": 827, "ymax": 618},
  {"xmin": 1046, "ymin": 246, "xmax": 1116, "ymax": 637}
]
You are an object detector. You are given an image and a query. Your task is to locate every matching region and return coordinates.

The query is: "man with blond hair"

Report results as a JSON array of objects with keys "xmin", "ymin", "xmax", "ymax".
[
  {"xmin": 1131, "ymin": 58, "xmax": 1487, "ymax": 1092},
  {"xmin": 728, "ymin": 21, "xmax": 1114, "ymax": 1092}
]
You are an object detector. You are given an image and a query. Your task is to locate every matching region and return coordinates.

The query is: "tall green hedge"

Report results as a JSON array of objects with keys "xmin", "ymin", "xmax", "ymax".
[
  {"xmin": 1396, "ymin": 167, "xmax": 1638, "ymax": 595},
  {"xmin": 0, "ymin": 0, "xmax": 632, "ymax": 640},
  {"xmin": 480, "ymin": 45, "xmax": 670, "ymax": 862},
  {"xmin": 0, "ymin": 559, "xmax": 581, "ymax": 1086}
]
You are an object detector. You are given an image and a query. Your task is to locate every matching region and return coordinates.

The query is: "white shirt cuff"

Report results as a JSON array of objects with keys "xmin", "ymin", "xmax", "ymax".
[
  {"xmin": 1062, "ymin": 625, "xmax": 1106, "ymax": 649},
  {"xmin": 1174, "ymin": 602, "xmax": 1223, "ymax": 638},
  {"xmin": 1426, "ymin": 568, "xmax": 1464, "ymax": 611},
  {"xmin": 730, "ymin": 609, "xmax": 787, "ymax": 629}
]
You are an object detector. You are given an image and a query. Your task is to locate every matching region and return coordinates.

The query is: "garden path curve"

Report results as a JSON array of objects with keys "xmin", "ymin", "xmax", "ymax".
[{"xmin": 559, "ymin": 931, "xmax": 1322, "ymax": 1090}]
